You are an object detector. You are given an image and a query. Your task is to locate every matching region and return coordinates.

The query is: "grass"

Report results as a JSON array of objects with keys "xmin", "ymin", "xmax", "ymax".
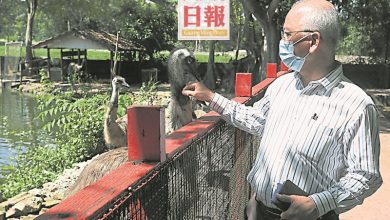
[
  {"xmin": 0, "ymin": 45, "xmax": 111, "ymax": 60},
  {"xmin": 195, "ymin": 53, "xmax": 234, "ymax": 63},
  {"xmin": 0, "ymin": 45, "xmax": 240, "ymax": 63},
  {"xmin": 0, "ymin": 45, "xmax": 11, "ymax": 57}
]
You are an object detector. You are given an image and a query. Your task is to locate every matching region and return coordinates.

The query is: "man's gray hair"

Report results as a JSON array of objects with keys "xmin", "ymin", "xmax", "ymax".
[{"xmin": 293, "ymin": 0, "xmax": 341, "ymax": 48}]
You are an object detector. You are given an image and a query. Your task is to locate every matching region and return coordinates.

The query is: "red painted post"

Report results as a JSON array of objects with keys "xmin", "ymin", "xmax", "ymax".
[
  {"xmin": 235, "ymin": 73, "xmax": 252, "ymax": 97},
  {"xmin": 280, "ymin": 61, "xmax": 289, "ymax": 71},
  {"xmin": 266, "ymin": 63, "xmax": 277, "ymax": 78},
  {"xmin": 127, "ymin": 106, "xmax": 166, "ymax": 162}
]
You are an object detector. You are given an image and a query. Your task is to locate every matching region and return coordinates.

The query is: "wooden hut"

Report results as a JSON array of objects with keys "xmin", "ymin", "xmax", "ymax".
[{"xmin": 33, "ymin": 28, "xmax": 145, "ymax": 81}]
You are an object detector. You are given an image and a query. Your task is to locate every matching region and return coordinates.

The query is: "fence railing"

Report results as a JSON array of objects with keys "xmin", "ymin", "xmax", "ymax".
[{"xmin": 37, "ymin": 63, "xmax": 288, "ymax": 220}]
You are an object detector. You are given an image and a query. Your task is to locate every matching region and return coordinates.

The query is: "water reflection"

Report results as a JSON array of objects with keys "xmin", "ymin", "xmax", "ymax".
[{"xmin": 0, "ymin": 88, "xmax": 56, "ymax": 174}]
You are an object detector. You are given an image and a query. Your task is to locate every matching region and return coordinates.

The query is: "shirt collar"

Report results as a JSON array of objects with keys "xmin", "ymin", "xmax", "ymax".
[
  {"xmin": 294, "ymin": 62, "xmax": 343, "ymax": 92},
  {"xmin": 317, "ymin": 62, "xmax": 343, "ymax": 91}
]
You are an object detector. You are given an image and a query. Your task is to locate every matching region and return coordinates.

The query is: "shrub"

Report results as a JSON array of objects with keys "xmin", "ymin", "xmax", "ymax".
[{"xmin": 0, "ymin": 81, "xmax": 158, "ymax": 199}]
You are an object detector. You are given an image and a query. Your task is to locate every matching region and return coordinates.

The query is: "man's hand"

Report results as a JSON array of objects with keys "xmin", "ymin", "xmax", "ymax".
[
  {"xmin": 182, "ymin": 82, "xmax": 215, "ymax": 103},
  {"xmin": 277, "ymin": 194, "xmax": 319, "ymax": 220}
]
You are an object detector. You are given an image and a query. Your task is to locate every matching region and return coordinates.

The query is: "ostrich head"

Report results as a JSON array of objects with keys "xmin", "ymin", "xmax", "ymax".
[
  {"xmin": 112, "ymin": 76, "xmax": 130, "ymax": 90},
  {"xmin": 109, "ymin": 76, "xmax": 130, "ymax": 107},
  {"xmin": 167, "ymin": 48, "xmax": 200, "ymax": 105}
]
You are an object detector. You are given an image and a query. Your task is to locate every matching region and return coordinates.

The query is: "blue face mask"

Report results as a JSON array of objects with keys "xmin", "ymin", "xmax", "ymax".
[{"xmin": 279, "ymin": 35, "xmax": 312, "ymax": 72}]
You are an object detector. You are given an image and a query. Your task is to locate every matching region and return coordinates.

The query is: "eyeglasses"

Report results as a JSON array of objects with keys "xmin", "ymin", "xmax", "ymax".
[{"xmin": 281, "ymin": 30, "xmax": 317, "ymax": 40}]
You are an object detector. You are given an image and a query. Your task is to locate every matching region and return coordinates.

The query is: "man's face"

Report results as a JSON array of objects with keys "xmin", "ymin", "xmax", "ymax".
[{"xmin": 283, "ymin": 8, "xmax": 313, "ymax": 58}]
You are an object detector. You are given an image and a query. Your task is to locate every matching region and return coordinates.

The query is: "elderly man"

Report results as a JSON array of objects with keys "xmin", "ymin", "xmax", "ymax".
[{"xmin": 182, "ymin": 0, "xmax": 382, "ymax": 219}]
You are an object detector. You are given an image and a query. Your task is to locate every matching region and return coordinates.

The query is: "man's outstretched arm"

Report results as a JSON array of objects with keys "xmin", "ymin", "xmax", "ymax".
[{"xmin": 182, "ymin": 82, "xmax": 271, "ymax": 136}]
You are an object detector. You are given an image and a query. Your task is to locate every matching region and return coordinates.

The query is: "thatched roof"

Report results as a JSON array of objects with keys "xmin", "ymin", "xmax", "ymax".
[{"xmin": 33, "ymin": 29, "xmax": 145, "ymax": 51}]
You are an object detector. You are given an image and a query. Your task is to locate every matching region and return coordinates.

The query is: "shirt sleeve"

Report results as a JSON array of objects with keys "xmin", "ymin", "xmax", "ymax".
[
  {"xmin": 209, "ymin": 90, "xmax": 271, "ymax": 136},
  {"xmin": 309, "ymin": 104, "xmax": 383, "ymax": 216}
]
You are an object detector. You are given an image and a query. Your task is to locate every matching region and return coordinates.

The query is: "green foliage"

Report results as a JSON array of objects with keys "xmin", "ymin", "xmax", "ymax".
[
  {"xmin": 36, "ymin": 93, "xmax": 108, "ymax": 156},
  {"xmin": 0, "ymin": 45, "xmax": 111, "ymax": 60},
  {"xmin": 67, "ymin": 70, "xmax": 80, "ymax": 91},
  {"xmin": 1, "ymin": 0, "xmax": 390, "ymax": 62},
  {"xmin": 39, "ymin": 69, "xmax": 53, "ymax": 90},
  {"xmin": 0, "ymin": 0, "xmax": 25, "ymax": 41},
  {"xmin": 334, "ymin": 0, "xmax": 390, "ymax": 61},
  {"xmin": 120, "ymin": 1, "xmax": 177, "ymax": 57},
  {"xmin": 0, "ymin": 82, "xmax": 158, "ymax": 199},
  {"xmin": 0, "ymin": 93, "xmax": 107, "ymax": 198},
  {"xmin": 195, "ymin": 53, "xmax": 234, "ymax": 63},
  {"xmin": 133, "ymin": 80, "xmax": 158, "ymax": 106}
]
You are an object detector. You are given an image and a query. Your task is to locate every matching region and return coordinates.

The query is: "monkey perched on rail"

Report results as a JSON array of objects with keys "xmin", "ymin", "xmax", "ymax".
[
  {"xmin": 67, "ymin": 48, "xmax": 205, "ymax": 196},
  {"xmin": 165, "ymin": 47, "xmax": 204, "ymax": 133}
]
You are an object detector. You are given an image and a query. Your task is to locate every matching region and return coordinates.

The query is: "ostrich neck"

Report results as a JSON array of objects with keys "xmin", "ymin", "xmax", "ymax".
[
  {"xmin": 105, "ymin": 85, "xmax": 119, "ymax": 123},
  {"xmin": 109, "ymin": 85, "xmax": 119, "ymax": 108}
]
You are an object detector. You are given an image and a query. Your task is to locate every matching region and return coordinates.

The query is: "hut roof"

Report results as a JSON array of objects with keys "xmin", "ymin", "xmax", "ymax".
[{"xmin": 33, "ymin": 29, "xmax": 145, "ymax": 51}]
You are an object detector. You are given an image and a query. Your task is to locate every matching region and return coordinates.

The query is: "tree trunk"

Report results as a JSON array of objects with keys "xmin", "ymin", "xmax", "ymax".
[
  {"xmin": 235, "ymin": 30, "xmax": 241, "ymax": 61},
  {"xmin": 385, "ymin": 29, "xmax": 389, "ymax": 64},
  {"xmin": 260, "ymin": 17, "xmax": 279, "ymax": 64},
  {"xmin": 243, "ymin": 0, "xmax": 280, "ymax": 79},
  {"xmin": 235, "ymin": 9, "xmax": 244, "ymax": 61},
  {"xmin": 25, "ymin": 0, "xmax": 38, "ymax": 75},
  {"xmin": 204, "ymin": 41, "xmax": 216, "ymax": 89},
  {"xmin": 239, "ymin": 3, "xmax": 263, "ymax": 83}
]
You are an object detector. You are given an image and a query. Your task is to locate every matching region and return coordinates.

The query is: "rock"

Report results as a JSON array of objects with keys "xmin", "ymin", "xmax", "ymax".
[
  {"xmin": 50, "ymin": 192, "xmax": 65, "ymax": 201},
  {"xmin": 20, "ymin": 214, "xmax": 39, "ymax": 220},
  {"xmin": 5, "ymin": 207, "xmax": 21, "ymax": 218},
  {"xmin": 13, "ymin": 196, "xmax": 42, "ymax": 215},
  {"xmin": 39, "ymin": 208, "xmax": 49, "ymax": 215},
  {"xmin": 0, "ymin": 150, "xmax": 116, "ymax": 217},
  {"xmin": 42, "ymin": 198, "xmax": 61, "ymax": 208},
  {"xmin": 42, "ymin": 182, "xmax": 58, "ymax": 192},
  {"xmin": 0, "ymin": 210, "xmax": 5, "ymax": 220},
  {"xmin": 28, "ymin": 188, "xmax": 42, "ymax": 197},
  {"xmin": 73, "ymin": 161, "xmax": 88, "ymax": 169},
  {"xmin": 0, "ymin": 192, "xmax": 30, "ymax": 211}
]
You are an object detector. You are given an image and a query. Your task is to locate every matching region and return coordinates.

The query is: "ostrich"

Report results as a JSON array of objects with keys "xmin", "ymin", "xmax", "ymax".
[
  {"xmin": 103, "ymin": 76, "xmax": 130, "ymax": 150},
  {"xmin": 67, "ymin": 48, "xmax": 203, "ymax": 196}
]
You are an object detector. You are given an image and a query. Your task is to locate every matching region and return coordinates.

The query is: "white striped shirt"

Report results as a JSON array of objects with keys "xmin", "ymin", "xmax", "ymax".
[{"xmin": 210, "ymin": 64, "xmax": 382, "ymax": 216}]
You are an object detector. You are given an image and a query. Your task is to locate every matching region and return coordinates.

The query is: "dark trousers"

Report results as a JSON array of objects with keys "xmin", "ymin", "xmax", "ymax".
[{"xmin": 245, "ymin": 194, "xmax": 339, "ymax": 220}]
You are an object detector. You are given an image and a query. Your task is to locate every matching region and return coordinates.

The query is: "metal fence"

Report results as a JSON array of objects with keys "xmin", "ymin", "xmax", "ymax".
[
  {"xmin": 97, "ymin": 93, "xmax": 265, "ymax": 220},
  {"xmin": 3, "ymin": 42, "xmax": 22, "ymax": 78}
]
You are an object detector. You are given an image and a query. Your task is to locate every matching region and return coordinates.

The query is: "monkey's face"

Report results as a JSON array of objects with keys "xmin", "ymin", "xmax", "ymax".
[
  {"xmin": 181, "ymin": 55, "xmax": 200, "ymax": 83},
  {"xmin": 168, "ymin": 48, "xmax": 201, "ymax": 93}
]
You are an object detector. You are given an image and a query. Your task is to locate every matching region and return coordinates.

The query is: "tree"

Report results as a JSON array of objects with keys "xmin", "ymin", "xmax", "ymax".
[
  {"xmin": 37, "ymin": 0, "xmax": 120, "ymax": 37},
  {"xmin": 243, "ymin": 0, "xmax": 280, "ymax": 63},
  {"xmin": 118, "ymin": 1, "xmax": 177, "ymax": 58},
  {"xmin": 204, "ymin": 41, "xmax": 217, "ymax": 89},
  {"xmin": 24, "ymin": 0, "xmax": 38, "ymax": 73},
  {"xmin": 240, "ymin": 0, "xmax": 295, "ymax": 81},
  {"xmin": 333, "ymin": 0, "xmax": 390, "ymax": 63},
  {"xmin": 0, "ymin": 0, "xmax": 24, "ymax": 41}
]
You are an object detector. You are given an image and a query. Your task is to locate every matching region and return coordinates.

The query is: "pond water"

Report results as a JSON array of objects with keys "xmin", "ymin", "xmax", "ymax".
[{"xmin": 0, "ymin": 88, "xmax": 56, "ymax": 178}]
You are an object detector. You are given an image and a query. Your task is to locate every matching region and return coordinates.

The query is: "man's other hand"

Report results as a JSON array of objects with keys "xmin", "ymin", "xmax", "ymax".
[
  {"xmin": 182, "ymin": 82, "xmax": 215, "ymax": 103},
  {"xmin": 277, "ymin": 194, "xmax": 320, "ymax": 220}
]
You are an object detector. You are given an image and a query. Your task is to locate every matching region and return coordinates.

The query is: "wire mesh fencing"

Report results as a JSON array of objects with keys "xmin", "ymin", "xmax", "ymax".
[
  {"xmin": 3, "ymin": 42, "xmax": 22, "ymax": 80},
  {"xmin": 98, "ymin": 94, "xmax": 265, "ymax": 220}
]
